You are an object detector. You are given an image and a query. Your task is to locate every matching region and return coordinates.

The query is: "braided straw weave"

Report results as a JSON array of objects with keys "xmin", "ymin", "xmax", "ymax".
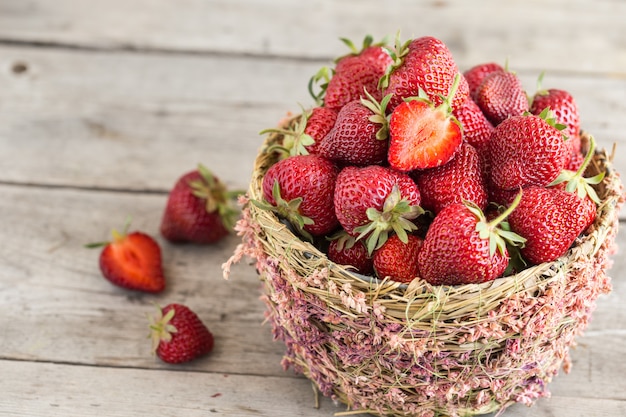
[{"xmin": 226, "ymin": 116, "xmax": 624, "ymax": 417}]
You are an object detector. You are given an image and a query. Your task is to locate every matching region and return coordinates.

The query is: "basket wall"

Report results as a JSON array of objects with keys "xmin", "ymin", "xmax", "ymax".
[{"xmin": 233, "ymin": 125, "xmax": 624, "ymax": 417}]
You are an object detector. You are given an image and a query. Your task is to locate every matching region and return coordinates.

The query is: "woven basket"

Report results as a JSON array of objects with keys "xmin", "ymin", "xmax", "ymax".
[{"xmin": 227, "ymin": 115, "xmax": 624, "ymax": 417}]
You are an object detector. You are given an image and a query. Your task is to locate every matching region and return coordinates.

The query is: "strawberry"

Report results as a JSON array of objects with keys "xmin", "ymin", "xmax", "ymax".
[
  {"xmin": 160, "ymin": 165, "xmax": 239, "ymax": 244},
  {"xmin": 261, "ymin": 107, "xmax": 337, "ymax": 158},
  {"xmin": 463, "ymin": 62, "xmax": 504, "ymax": 100},
  {"xmin": 529, "ymin": 79, "xmax": 580, "ymax": 141},
  {"xmin": 318, "ymin": 92, "xmax": 391, "ymax": 166},
  {"xmin": 149, "ymin": 304, "xmax": 214, "ymax": 364},
  {"xmin": 488, "ymin": 112, "xmax": 567, "ymax": 190},
  {"xmin": 507, "ymin": 186, "xmax": 596, "ymax": 264},
  {"xmin": 452, "ymin": 96, "xmax": 494, "ymax": 150},
  {"xmin": 334, "ymin": 165, "xmax": 423, "ymax": 254},
  {"xmin": 381, "ymin": 35, "xmax": 469, "ymax": 113},
  {"xmin": 413, "ymin": 142, "xmax": 488, "ymax": 214},
  {"xmin": 260, "ymin": 154, "xmax": 339, "ymax": 238},
  {"xmin": 475, "ymin": 69, "xmax": 529, "ymax": 125},
  {"xmin": 310, "ymin": 36, "xmax": 392, "ymax": 111},
  {"xmin": 88, "ymin": 223, "xmax": 166, "ymax": 293},
  {"xmin": 327, "ymin": 231, "xmax": 373, "ymax": 276},
  {"xmin": 387, "ymin": 73, "xmax": 463, "ymax": 171},
  {"xmin": 418, "ymin": 195, "xmax": 525, "ymax": 285},
  {"xmin": 372, "ymin": 233, "xmax": 423, "ymax": 283}
]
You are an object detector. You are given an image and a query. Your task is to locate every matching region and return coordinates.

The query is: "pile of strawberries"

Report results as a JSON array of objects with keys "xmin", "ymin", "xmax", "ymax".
[
  {"xmin": 88, "ymin": 164, "xmax": 241, "ymax": 363},
  {"xmin": 257, "ymin": 34, "xmax": 604, "ymax": 286}
]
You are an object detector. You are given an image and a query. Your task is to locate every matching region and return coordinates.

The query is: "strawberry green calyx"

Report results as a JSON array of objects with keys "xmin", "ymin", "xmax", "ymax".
[
  {"xmin": 361, "ymin": 90, "xmax": 392, "ymax": 140},
  {"xmin": 354, "ymin": 185, "xmax": 424, "ymax": 255},
  {"xmin": 327, "ymin": 229, "xmax": 358, "ymax": 251},
  {"xmin": 148, "ymin": 305, "xmax": 178, "ymax": 354},
  {"xmin": 189, "ymin": 164, "xmax": 241, "ymax": 230},
  {"xmin": 252, "ymin": 180, "xmax": 314, "ymax": 241},
  {"xmin": 261, "ymin": 108, "xmax": 316, "ymax": 158},
  {"xmin": 308, "ymin": 66, "xmax": 332, "ymax": 106},
  {"xmin": 548, "ymin": 135, "xmax": 605, "ymax": 204},
  {"xmin": 378, "ymin": 32, "xmax": 411, "ymax": 90},
  {"xmin": 336, "ymin": 34, "xmax": 389, "ymax": 62},
  {"xmin": 85, "ymin": 217, "xmax": 132, "ymax": 248},
  {"xmin": 472, "ymin": 191, "xmax": 526, "ymax": 257}
]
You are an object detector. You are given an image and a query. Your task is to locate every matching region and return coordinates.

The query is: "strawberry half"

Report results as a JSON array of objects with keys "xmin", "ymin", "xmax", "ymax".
[
  {"xmin": 388, "ymin": 73, "xmax": 463, "ymax": 171},
  {"xmin": 149, "ymin": 303, "xmax": 214, "ymax": 364},
  {"xmin": 88, "ymin": 224, "xmax": 166, "ymax": 293}
]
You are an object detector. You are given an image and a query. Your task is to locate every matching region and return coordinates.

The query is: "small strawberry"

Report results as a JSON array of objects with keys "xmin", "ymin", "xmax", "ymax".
[
  {"xmin": 381, "ymin": 35, "xmax": 470, "ymax": 113},
  {"xmin": 327, "ymin": 230, "xmax": 374, "ymax": 276},
  {"xmin": 463, "ymin": 62, "xmax": 504, "ymax": 100},
  {"xmin": 529, "ymin": 75, "xmax": 580, "ymax": 141},
  {"xmin": 452, "ymin": 96, "xmax": 494, "ymax": 150},
  {"xmin": 310, "ymin": 36, "xmax": 392, "ymax": 111},
  {"xmin": 334, "ymin": 165, "xmax": 423, "ymax": 254},
  {"xmin": 260, "ymin": 154, "xmax": 339, "ymax": 238},
  {"xmin": 488, "ymin": 111, "xmax": 568, "ymax": 190},
  {"xmin": 413, "ymin": 142, "xmax": 488, "ymax": 214},
  {"xmin": 160, "ymin": 165, "xmax": 240, "ymax": 244},
  {"xmin": 149, "ymin": 304, "xmax": 214, "ymax": 364},
  {"xmin": 387, "ymin": 73, "xmax": 463, "ymax": 171},
  {"xmin": 261, "ymin": 107, "xmax": 337, "ymax": 158},
  {"xmin": 87, "ymin": 222, "xmax": 166, "ymax": 293},
  {"xmin": 318, "ymin": 92, "xmax": 391, "ymax": 166},
  {"xmin": 372, "ymin": 233, "xmax": 423, "ymax": 283},
  {"xmin": 475, "ymin": 69, "xmax": 529, "ymax": 125},
  {"xmin": 418, "ymin": 195, "xmax": 526, "ymax": 285}
]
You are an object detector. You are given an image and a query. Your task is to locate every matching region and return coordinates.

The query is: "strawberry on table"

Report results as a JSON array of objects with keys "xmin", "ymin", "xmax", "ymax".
[
  {"xmin": 333, "ymin": 165, "xmax": 423, "ymax": 254},
  {"xmin": 381, "ymin": 35, "xmax": 470, "ymax": 113},
  {"xmin": 259, "ymin": 154, "xmax": 339, "ymax": 238},
  {"xmin": 418, "ymin": 194, "xmax": 526, "ymax": 285},
  {"xmin": 372, "ymin": 233, "xmax": 423, "ymax": 283},
  {"xmin": 149, "ymin": 303, "xmax": 214, "ymax": 364},
  {"xmin": 87, "ymin": 223, "xmax": 166, "ymax": 293},
  {"xmin": 488, "ymin": 111, "xmax": 568, "ymax": 190},
  {"xmin": 161, "ymin": 165, "xmax": 240, "ymax": 244},
  {"xmin": 387, "ymin": 73, "xmax": 464, "ymax": 171}
]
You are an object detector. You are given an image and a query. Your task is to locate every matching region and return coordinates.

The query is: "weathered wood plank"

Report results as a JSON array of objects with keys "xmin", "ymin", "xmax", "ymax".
[
  {"xmin": 1, "ymin": 45, "xmax": 625, "ymax": 198},
  {"xmin": 0, "ymin": 183, "xmax": 624, "ymax": 406},
  {"xmin": 0, "ymin": 0, "xmax": 624, "ymax": 76}
]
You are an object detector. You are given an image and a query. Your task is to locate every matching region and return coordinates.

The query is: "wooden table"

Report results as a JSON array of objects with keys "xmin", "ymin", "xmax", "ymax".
[{"xmin": 1, "ymin": 1, "xmax": 624, "ymax": 416}]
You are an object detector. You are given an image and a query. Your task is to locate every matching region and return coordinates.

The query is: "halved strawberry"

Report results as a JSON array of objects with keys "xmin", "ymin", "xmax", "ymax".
[
  {"xmin": 388, "ymin": 74, "xmax": 463, "ymax": 171},
  {"xmin": 88, "ymin": 224, "xmax": 166, "ymax": 293}
]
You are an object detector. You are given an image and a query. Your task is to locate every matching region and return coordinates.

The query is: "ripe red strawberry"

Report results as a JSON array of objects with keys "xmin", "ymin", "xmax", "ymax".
[
  {"xmin": 88, "ymin": 225, "xmax": 166, "ymax": 293},
  {"xmin": 334, "ymin": 165, "xmax": 423, "ymax": 254},
  {"xmin": 530, "ymin": 87, "xmax": 580, "ymax": 141},
  {"xmin": 488, "ymin": 113, "xmax": 567, "ymax": 190},
  {"xmin": 452, "ymin": 96, "xmax": 494, "ymax": 150},
  {"xmin": 261, "ymin": 154, "xmax": 339, "ymax": 238},
  {"xmin": 372, "ymin": 233, "xmax": 423, "ymax": 283},
  {"xmin": 318, "ymin": 92, "xmax": 390, "ymax": 166},
  {"xmin": 508, "ymin": 186, "xmax": 596, "ymax": 264},
  {"xmin": 413, "ymin": 142, "xmax": 488, "ymax": 214},
  {"xmin": 475, "ymin": 70, "xmax": 529, "ymax": 125},
  {"xmin": 381, "ymin": 35, "xmax": 469, "ymax": 113},
  {"xmin": 149, "ymin": 304, "xmax": 214, "ymax": 364},
  {"xmin": 327, "ymin": 231, "xmax": 373, "ymax": 276},
  {"xmin": 161, "ymin": 165, "xmax": 239, "ymax": 244},
  {"xmin": 463, "ymin": 62, "xmax": 504, "ymax": 100},
  {"xmin": 388, "ymin": 74, "xmax": 463, "ymax": 171},
  {"xmin": 311, "ymin": 36, "xmax": 392, "ymax": 111},
  {"xmin": 418, "ymin": 197, "xmax": 525, "ymax": 285}
]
